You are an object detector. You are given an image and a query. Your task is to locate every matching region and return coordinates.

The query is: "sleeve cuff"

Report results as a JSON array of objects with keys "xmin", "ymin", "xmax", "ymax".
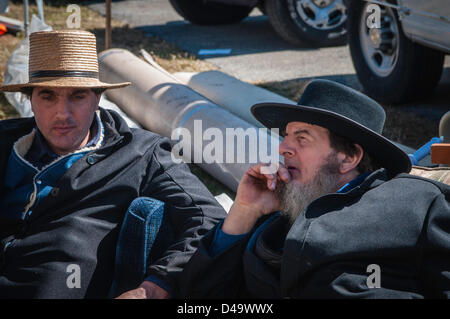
[
  {"xmin": 143, "ymin": 275, "xmax": 174, "ymax": 298},
  {"xmin": 209, "ymin": 220, "xmax": 250, "ymax": 257}
]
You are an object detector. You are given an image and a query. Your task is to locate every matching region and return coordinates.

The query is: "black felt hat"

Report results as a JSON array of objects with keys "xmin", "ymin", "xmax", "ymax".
[{"xmin": 251, "ymin": 79, "xmax": 411, "ymax": 175}]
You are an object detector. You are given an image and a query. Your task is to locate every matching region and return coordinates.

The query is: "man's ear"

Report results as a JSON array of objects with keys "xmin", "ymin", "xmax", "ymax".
[{"xmin": 338, "ymin": 144, "xmax": 363, "ymax": 174}]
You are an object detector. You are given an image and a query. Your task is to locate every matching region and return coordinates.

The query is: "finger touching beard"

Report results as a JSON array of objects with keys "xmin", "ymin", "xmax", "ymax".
[{"xmin": 275, "ymin": 153, "xmax": 341, "ymax": 225}]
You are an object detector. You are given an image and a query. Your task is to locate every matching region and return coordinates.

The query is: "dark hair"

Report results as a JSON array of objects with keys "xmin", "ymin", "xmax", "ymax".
[
  {"xmin": 91, "ymin": 88, "xmax": 106, "ymax": 95},
  {"xmin": 328, "ymin": 131, "xmax": 381, "ymax": 174},
  {"xmin": 20, "ymin": 87, "xmax": 106, "ymax": 99},
  {"xmin": 20, "ymin": 87, "xmax": 34, "ymax": 98}
]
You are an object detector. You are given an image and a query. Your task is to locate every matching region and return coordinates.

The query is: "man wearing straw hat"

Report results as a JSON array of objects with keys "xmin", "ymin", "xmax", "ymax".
[
  {"xmin": 179, "ymin": 79, "xmax": 450, "ymax": 299},
  {"xmin": 0, "ymin": 30, "xmax": 226, "ymax": 298}
]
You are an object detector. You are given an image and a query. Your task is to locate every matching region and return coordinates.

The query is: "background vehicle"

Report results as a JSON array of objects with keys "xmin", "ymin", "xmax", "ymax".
[
  {"xmin": 346, "ymin": 0, "xmax": 450, "ymax": 104},
  {"xmin": 168, "ymin": 0, "xmax": 348, "ymax": 46}
]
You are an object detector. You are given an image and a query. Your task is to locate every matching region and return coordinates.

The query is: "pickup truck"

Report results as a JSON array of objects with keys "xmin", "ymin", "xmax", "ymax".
[
  {"xmin": 168, "ymin": 0, "xmax": 348, "ymax": 46},
  {"xmin": 346, "ymin": 0, "xmax": 450, "ymax": 104}
]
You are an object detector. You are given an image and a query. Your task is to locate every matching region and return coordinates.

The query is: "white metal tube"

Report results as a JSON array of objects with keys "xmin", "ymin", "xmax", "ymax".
[
  {"xmin": 173, "ymin": 71, "xmax": 296, "ymax": 128},
  {"xmin": 173, "ymin": 71, "xmax": 420, "ymax": 159},
  {"xmin": 98, "ymin": 49, "xmax": 280, "ymax": 191}
]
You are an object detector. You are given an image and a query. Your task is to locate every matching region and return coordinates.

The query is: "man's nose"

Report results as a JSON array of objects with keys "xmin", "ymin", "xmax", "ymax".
[
  {"xmin": 279, "ymin": 138, "xmax": 295, "ymax": 158},
  {"xmin": 54, "ymin": 96, "xmax": 72, "ymax": 120}
]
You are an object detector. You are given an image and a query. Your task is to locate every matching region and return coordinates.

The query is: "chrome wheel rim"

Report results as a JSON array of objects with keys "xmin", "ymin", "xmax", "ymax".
[
  {"xmin": 359, "ymin": 4, "xmax": 400, "ymax": 77},
  {"xmin": 295, "ymin": 0, "xmax": 347, "ymax": 30}
]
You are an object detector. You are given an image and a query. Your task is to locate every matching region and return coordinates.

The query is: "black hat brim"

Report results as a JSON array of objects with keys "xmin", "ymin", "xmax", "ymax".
[{"xmin": 251, "ymin": 103, "xmax": 412, "ymax": 176}]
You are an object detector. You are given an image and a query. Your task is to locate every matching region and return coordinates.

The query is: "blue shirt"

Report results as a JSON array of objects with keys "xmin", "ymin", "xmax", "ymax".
[{"xmin": 210, "ymin": 172, "xmax": 371, "ymax": 256}]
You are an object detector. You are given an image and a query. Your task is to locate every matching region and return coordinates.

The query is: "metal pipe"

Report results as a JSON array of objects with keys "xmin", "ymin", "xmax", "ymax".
[
  {"xmin": 23, "ymin": 0, "xmax": 29, "ymax": 37},
  {"xmin": 36, "ymin": 0, "xmax": 44, "ymax": 22},
  {"xmin": 173, "ymin": 71, "xmax": 296, "ymax": 128},
  {"xmin": 105, "ymin": 0, "xmax": 111, "ymax": 50},
  {"xmin": 98, "ymin": 49, "xmax": 280, "ymax": 191}
]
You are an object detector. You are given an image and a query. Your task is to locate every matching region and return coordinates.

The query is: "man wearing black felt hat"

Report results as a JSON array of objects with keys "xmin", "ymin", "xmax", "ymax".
[{"xmin": 179, "ymin": 79, "xmax": 450, "ymax": 299}]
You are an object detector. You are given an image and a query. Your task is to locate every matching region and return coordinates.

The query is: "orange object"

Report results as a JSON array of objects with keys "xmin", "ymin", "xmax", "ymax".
[
  {"xmin": 431, "ymin": 143, "xmax": 450, "ymax": 165},
  {"xmin": 0, "ymin": 23, "xmax": 7, "ymax": 35}
]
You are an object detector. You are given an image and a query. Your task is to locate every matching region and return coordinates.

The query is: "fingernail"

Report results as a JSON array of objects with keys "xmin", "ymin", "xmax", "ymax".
[{"xmin": 271, "ymin": 181, "xmax": 276, "ymax": 190}]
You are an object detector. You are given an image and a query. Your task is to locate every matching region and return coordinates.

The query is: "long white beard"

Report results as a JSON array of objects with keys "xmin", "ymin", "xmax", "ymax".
[{"xmin": 276, "ymin": 153, "xmax": 341, "ymax": 225}]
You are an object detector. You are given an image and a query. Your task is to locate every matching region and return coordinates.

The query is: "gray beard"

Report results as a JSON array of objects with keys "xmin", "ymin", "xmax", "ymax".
[{"xmin": 275, "ymin": 153, "xmax": 342, "ymax": 225}]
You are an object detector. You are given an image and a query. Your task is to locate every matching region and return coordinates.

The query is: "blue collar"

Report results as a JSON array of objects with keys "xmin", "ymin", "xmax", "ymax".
[
  {"xmin": 337, "ymin": 172, "xmax": 371, "ymax": 193},
  {"xmin": 25, "ymin": 128, "xmax": 59, "ymax": 170},
  {"xmin": 25, "ymin": 113, "xmax": 101, "ymax": 170}
]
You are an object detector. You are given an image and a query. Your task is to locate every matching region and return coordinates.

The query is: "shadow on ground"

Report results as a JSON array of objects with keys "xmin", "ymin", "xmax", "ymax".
[{"xmin": 135, "ymin": 15, "xmax": 346, "ymax": 58}]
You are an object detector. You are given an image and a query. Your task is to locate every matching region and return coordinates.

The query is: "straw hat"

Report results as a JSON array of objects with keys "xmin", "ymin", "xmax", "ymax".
[{"xmin": 0, "ymin": 30, "xmax": 130, "ymax": 92}]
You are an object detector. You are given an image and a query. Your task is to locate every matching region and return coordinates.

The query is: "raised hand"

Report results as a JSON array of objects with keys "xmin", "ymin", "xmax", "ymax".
[{"xmin": 222, "ymin": 163, "xmax": 291, "ymax": 235}]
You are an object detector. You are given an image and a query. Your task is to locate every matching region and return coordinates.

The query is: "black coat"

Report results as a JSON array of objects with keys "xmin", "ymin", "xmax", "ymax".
[
  {"xmin": 0, "ymin": 108, "xmax": 226, "ymax": 298},
  {"xmin": 179, "ymin": 169, "xmax": 450, "ymax": 299}
]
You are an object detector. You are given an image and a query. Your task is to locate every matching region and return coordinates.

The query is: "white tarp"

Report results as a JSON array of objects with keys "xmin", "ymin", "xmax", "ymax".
[{"xmin": 3, "ymin": 15, "xmax": 51, "ymax": 117}]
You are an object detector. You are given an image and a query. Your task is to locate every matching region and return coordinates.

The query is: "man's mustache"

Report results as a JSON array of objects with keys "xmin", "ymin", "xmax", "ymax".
[{"xmin": 51, "ymin": 120, "xmax": 76, "ymax": 127}]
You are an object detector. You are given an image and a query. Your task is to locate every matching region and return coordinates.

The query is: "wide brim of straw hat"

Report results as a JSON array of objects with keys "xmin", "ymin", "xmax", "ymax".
[{"xmin": 0, "ymin": 77, "xmax": 130, "ymax": 92}]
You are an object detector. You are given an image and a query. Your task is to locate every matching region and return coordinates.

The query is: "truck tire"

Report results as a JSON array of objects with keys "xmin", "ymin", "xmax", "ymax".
[
  {"xmin": 347, "ymin": 0, "xmax": 445, "ymax": 104},
  {"xmin": 169, "ymin": 0, "xmax": 254, "ymax": 25},
  {"xmin": 265, "ymin": 0, "xmax": 347, "ymax": 46}
]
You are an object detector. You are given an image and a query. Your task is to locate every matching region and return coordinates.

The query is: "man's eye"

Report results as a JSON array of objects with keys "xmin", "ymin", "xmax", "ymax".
[
  {"xmin": 297, "ymin": 136, "xmax": 309, "ymax": 143},
  {"xmin": 73, "ymin": 95, "xmax": 86, "ymax": 100},
  {"xmin": 41, "ymin": 95, "xmax": 52, "ymax": 100}
]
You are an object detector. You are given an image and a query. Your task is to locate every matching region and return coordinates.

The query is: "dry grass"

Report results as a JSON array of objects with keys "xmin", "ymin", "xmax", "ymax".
[{"xmin": 0, "ymin": 1, "xmax": 215, "ymax": 120}]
